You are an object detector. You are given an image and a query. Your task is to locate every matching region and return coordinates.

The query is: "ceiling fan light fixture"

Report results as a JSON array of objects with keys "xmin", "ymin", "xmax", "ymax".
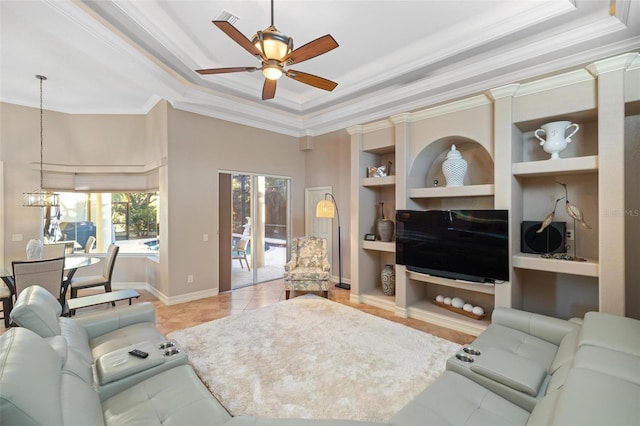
[
  {"xmin": 262, "ymin": 62, "xmax": 283, "ymax": 80},
  {"xmin": 252, "ymin": 27, "xmax": 292, "ymax": 60}
]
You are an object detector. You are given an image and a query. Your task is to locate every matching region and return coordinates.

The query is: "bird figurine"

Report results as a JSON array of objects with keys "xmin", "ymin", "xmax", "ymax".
[
  {"xmin": 537, "ymin": 197, "xmax": 565, "ymax": 233},
  {"xmin": 557, "ymin": 182, "xmax": 591, "ymax": 229}
]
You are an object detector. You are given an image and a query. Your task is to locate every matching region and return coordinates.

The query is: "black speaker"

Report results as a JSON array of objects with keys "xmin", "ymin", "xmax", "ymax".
[{"xmin": 521, "ymin": 221, "xmax": 566, "ymax": 254}]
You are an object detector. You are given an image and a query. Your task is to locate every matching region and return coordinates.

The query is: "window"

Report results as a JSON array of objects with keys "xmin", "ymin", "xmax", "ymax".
[{"xmin": 45, "ymin": 192, "xmax": 159, "ymax": 254}]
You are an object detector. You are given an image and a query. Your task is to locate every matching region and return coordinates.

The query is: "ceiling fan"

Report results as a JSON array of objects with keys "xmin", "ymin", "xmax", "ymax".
[{"xmin": 196, "ymin": 0, "xmax": 339, "ymax": 100}]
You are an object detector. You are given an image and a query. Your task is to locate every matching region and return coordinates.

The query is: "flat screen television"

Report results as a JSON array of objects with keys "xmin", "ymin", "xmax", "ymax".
[{"xmin": 396, "ymin": 209, "xmax": 509, "ymax": 284}]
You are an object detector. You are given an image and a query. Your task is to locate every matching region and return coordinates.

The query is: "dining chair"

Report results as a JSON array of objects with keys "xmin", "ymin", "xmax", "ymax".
[
  {"xmin": 11, "ymin": 257, "xmax": 66, "ymax": 307},
  {"xmin": 232, "ymin": 239, "xmax": 250, "ymax": 270},
  {"xmin": 42, "ymin": 243, "xmax": 66, "ymax": 259},
  {"xmin": 70, "ymin": 244, "xmax": 119, "ymax": 302},
  {"xmin": 84, "ymin": 236, "xmax": 96, "ymax": 253}
]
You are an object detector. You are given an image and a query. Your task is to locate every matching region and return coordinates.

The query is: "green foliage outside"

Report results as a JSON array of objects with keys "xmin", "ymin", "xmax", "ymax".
[{"xmin": 112, "ymin": 193, "xmax": 158, "ymax": 239}]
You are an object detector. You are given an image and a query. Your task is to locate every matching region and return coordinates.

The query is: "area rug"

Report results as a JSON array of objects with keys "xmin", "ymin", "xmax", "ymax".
[{"xmin": 167, "ymin": 295, "xmax": 461, "ymax": 422}]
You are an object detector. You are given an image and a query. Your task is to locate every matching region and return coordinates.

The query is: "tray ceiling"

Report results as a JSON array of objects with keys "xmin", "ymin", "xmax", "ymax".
[{"xmin": 1, "ymin": 0, "xmax": 639, "ymax": 136}]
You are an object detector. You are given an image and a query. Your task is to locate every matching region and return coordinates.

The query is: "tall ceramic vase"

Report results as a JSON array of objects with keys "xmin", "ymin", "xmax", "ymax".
[
  {"xmin": 381, "ymin": 264, "xmax": 396, "ymax": 296},
  {"xmin": 377, "ymin": 202, "xmax": 394, "ymax": 242},
  {"xmin": 442, "ymin": 145, "xmax": 467, "ymax": 187}
]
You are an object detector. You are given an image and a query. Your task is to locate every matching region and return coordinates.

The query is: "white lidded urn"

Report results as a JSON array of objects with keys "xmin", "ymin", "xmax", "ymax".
[
  {"xmin": 534, "ymin": 120, "xmax": 579, "ymax": 159},
  {"xmin": 442, "ymin": 145, "xmax": 467, "ymax": 187}
]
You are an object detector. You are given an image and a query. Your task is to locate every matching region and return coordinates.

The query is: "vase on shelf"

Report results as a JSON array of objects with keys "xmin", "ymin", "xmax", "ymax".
[
  {"xmin": 442, "ymin": 145, "xmax": 467, "ymax": 187},
  {"xmin": 377, "ymin": 202, "xmax": 394, "ymax": 242},
  {"xmin": 534, "ymin": 120, "xmax": 579, "ymax": 159},
  {"xmin": 381, "ymin": 264, "xmax": 395, "ymax": 296}
]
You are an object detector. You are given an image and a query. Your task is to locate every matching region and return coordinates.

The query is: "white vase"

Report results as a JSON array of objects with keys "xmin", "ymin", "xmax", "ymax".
[
  {"xmin": 534, "ymin": 120, "xmax": 579, "ymax": 159},
  {"xmin": 442, "ymin": 145, "xmax": 467, "ymax": 187}
]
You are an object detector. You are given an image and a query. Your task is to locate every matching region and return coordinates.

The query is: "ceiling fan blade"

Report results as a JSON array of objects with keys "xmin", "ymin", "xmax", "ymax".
[
  {"xmin": 283, "ymin": 35, "xmax": 338, "ymax": 65},
  {"xmin": 286, "ymin": 70, "xmax": 338, "ymax": 91},
  {"xmin": 262, "ymin": 79, "xmax": 277, "ymax": 100},
  {"xmin": 197, "ymin": 67, "xmax": 258, "ymax": 75},
  {"xmin": 213, "ymin": 20, "xmax": 264, "ymax": 59}
]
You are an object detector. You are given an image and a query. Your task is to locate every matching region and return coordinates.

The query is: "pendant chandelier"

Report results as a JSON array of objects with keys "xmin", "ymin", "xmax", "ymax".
[{"xmin": 23, "ymin": 74, "xmax": 60, "ymax": 208}]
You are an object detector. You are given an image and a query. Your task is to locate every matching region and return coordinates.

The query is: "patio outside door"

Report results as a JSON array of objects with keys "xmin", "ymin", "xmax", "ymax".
[{"xmin": 230, "ymin": 173, "xmax": 290, "ymax": 289}]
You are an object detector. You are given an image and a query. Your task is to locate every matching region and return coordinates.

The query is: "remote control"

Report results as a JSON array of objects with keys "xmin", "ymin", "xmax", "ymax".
[{"xmin": 129, "ymin": 349, "xmax": 149, "ymax": 359}]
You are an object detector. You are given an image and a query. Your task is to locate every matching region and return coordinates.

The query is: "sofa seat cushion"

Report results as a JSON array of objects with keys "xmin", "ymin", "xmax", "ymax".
[
  {"xmin": 283, "ymin": 267, "xmax": 331, "ymax": 281},
  {"xmin": 390, "ymin": 371, "xmax": 530, "ymax": 426},
  {"xmin": 90, "ymin": 322, "xmax": 166, "ymax": 360},
  {"xmin": 102, "ymin": 364, "xmax": 231, "ymax": 426},
  {"xmin": 471, "ymin": 324, "xmax": 558, "ymax": 372}
]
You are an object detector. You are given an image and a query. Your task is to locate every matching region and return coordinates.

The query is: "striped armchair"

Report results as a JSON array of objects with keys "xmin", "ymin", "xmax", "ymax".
[{"xmin": 283, "ymin": 236, "xmax": 331, "ymax": 299}]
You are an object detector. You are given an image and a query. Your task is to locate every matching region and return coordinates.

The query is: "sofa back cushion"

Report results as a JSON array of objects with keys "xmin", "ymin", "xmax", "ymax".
[
  {"xmin": 10, "ymin": 285, "xmax": 62, "ymax": 337},
  {"xmin": 0, "ymin": 328, "xmax": 64, "ymax": 425},
  {"xmin": 0, "ymin": 328, "xmax": 104, "ymax": 426}
]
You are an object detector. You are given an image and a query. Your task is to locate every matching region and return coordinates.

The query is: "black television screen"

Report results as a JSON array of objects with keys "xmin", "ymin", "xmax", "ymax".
[{"xmin": 396, "ymin": 209, "xmax": 509, "ymax": 283}]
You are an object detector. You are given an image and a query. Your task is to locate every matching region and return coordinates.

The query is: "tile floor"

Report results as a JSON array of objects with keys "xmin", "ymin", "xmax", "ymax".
[{"xmin": 2, "ymin": 280, "xmax": 475, "ymax": 345}]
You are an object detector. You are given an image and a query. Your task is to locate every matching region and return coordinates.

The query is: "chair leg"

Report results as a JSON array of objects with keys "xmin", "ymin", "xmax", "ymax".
[
  {"xmin": 245, "ymin": 257, "xmax": 250, "ymax": 271},
  {"xmin": 285, "ymin": 290, "xmax": 290, "ymax": 300},
  {"xmin": 105, "ymin": 283, "xmax": 115, "ymax": 307}
]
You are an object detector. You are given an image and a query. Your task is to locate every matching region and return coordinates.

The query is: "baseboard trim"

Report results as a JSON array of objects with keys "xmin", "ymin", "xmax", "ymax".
[{"xmin": 110, "ymin": 282, "xmax": 219, "ymax": 306}]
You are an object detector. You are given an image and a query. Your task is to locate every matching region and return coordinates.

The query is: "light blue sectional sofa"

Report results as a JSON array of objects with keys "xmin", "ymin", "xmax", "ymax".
[{"xmin": 1, "ymin": 285, "xmax": 638, "ymax": 425}]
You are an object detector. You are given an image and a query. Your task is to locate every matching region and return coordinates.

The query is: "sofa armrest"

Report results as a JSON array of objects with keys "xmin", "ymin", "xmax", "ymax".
[
  {"xmin": 470, "ymin": 347, "xmax": 548, "ymax": 397},
  {"xmin": 492, "ymin": 307, "xmax": 578, "ymax": 346},
  {"xmin": 322, "ymin": 261, "xmax": 331, "ymax": 272},
  {"xmin": 73, "ymin": 302, "xmax": 157, "ymax": 339}
]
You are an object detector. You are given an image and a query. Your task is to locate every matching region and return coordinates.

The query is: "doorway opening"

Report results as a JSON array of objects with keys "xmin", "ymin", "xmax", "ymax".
[{"xmin": 230, "ymin": 173, "xmax": 290, "ymax": 289}]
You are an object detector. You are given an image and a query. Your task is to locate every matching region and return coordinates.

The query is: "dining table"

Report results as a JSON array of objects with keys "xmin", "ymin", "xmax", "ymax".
[{"xmin": 1, "ymin": 255, "xmax": 101, "ymax": 327}]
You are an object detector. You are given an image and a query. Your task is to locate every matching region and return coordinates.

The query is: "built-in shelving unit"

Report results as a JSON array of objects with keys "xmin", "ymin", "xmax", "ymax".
[
  {"xmin": 512, "ymin": 155, "xmax": 598, "ymax": 177},
  {"xmin": 349, "ymin": 53, "xmax": 637, "ymax": 335},
  {"xmin": 409, "ymin": 184, "xmax": 495, "ymax": 199}
]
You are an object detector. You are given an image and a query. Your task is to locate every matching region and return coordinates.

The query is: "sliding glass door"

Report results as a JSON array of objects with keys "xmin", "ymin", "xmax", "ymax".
[{"xmin": 231, "ymin": 173, "xmax": 290, "ymax": 289}]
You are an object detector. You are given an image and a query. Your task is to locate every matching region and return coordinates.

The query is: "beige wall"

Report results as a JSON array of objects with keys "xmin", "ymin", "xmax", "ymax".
[
  {"xmin": 1, "ymin": 101, "xmax": 350, "ymax": 303},
  {"xmin": 304, "ymin": 130, "xmax": 352, "ymax": 279}
]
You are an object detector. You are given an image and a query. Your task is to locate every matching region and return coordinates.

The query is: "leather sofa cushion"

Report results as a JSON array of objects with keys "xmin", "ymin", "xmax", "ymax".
[
  {"xmin": 390, "ymin": 371, "xmax": 530, "ymax": 426},
  {"xmin": 90, "ymin": 322, "xmax": 166, "ymax": 360},
  {"xmin": 10, "ymin": 285, "xmax": 62, "ymax": 337},
  {"xmin": 470, "ymin": 324, "xmax": 558, "ymax": 373},
  {"xmin": 102, "ymin": 364, "xmax": 232, "ymax": 426},
  {"xmin": 572, "ymin": 345, "xmax": 640, "ymax": 385},
  {"xmin": 579, "ymin": 312, "xmax": 640, "ymax": 356},
  {"xmin": 470, "ymin": 348, "xmax": 547, "ymax": 397},
  {"xmin": 491, "ymin": 307, "xmax": 578, "ymax": 346},
  {"xmin": 0, "ymin": 328, "xmax": 66, "ymax": 426},
  {"xmin": 59, "ymin": 317, "xmax": 94, "ymax": 365},
  {"xmin": 550, "ymin": 366, "xmax": 640, "ymax": 425},
  {"xmin": 549, "ymin": 324, "xmax": 580, "ymax": 373}
]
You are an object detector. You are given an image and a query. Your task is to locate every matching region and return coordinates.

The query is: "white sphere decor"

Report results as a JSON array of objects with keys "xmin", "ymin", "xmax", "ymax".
[
  {"xmin": 451, "ymin": 297, "xmax": 465, "ymax": 308},
  {"xmin": 472, "ymin": 306, "xmax": 485, "ymax": 316},
  {"xmin": 436, "ymin": 295, "xmax": 444, "ymax": 303},
  {"xmin": 462, "ymin": 303, "xmax": 474, "ymax": 312},
  {"xmin": 443, "ymin": 297, "xmax": 452, "ymax": 305}
]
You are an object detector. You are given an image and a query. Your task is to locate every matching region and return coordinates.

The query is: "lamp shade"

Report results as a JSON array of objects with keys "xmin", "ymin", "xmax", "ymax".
[
  {"xmin": 316, "ymin": 199, "xmax": 335, "ymax": 218},
  {"xmin": 253, "ymin": 27, "xmax": 292, "ymax": 60}
]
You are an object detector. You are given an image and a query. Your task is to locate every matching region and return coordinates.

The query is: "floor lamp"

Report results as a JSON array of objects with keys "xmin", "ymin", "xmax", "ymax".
[{"xmin": 316, "ymin": 193, "xmax": 350, "ymax": 290}]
